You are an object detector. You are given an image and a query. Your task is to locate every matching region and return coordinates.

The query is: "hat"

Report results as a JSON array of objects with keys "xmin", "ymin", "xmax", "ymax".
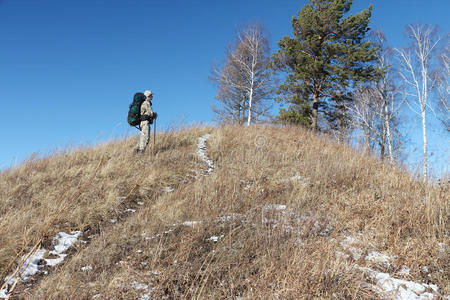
[{"xmin": 144, "ymin": 90, "xmax": 153, "ymax": 97}]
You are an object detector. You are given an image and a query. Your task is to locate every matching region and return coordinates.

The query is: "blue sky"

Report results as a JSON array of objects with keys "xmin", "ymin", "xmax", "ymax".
[{"xmin": 0, "ymin": 0, "xmax": 448, "ymax": 176}]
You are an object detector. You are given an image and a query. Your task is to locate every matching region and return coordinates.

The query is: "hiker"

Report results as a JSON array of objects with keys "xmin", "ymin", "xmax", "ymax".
[{"xmin": 133, "ymin": 90, "xmax": 157, "ymax": 154}]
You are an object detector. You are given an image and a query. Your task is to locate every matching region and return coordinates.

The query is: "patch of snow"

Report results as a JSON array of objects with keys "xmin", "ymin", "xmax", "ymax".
[
  {"xmin": 110, "ymin": 219, "xmax": 117, "ymax": 223},
  {"xmin": 20, "ymin": 248, "xmax": 46, "ymax": 280},
  {"xmin": 81, "ymin": 265, "xmax": 92, "ymax": 271},
  {"xmin": 136, "ymin": 250, "xmax": 143, "ymax": 254},
  {"xmin": 182, "ymin": 221, "xmax": 201, "ymax": 227},
  {"xmin": 131, "ymin": 281, "xmax": 150, "ymax": 300},
  {"xmin": 163, "ymin": 187, "xmax": 174, "ymax": 193},
  {"xmin": 398, "ymin": 266, "xmax": 411, "ymax": 276},
  {"xmin": 363, "ymin": 267, "xmax": 439, "ymax": 299},
  {"xmin": 131, "ymin": 281, "xmax": 148, "ymax": 291},
  {"xmin": 437, "ymin": 243, "xmax": 446, "ymax": 252},
  {"xmin": 1, "ymin": 231, "xmax": 81, "ymax": 299},
  {"xmin": 126, "ymin": 209, "xmax": 136, "ymax": 213},
  {"xmin": 216, "ymin": 214, "xmax": 245, "ymax": 223},
  {"xmin": 45, "ymin": 254, "xmax": 66, "ymax": 267},
  {"xmin": 51, "ymin": 231, "xmax": 81, "ymax": 254},
  {"xmin": 366, "ymin": 250, "xmax": 391, "ymax": 266},
  {"xmin": 137, "ymin": 201, "xmax": 144, "ymax": 205},
  {"xmin": 263, "ymin": 204, "xmax": 287, "ymax": 211},
  {"xmin": 197, "ymin": 134, "xmax": 215, "ymax": 175},
  {"xmin": 206, "ymin": 235, "xmax": 224, "ymax": 242},
  {"xmin": 340, "ymin": 236, "xmax": 445, "ymax": 299}
]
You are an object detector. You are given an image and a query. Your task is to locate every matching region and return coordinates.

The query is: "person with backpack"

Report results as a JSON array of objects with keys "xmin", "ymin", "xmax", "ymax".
[{"xmin": 129, "ymin": 90, "xmax": 157, "ymax": 154}]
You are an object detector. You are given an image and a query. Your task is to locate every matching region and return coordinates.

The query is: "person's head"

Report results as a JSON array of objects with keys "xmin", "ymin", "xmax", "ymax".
[{"xmin": 144, "ymin": 90, "xmax": 153, "ymax": 100}]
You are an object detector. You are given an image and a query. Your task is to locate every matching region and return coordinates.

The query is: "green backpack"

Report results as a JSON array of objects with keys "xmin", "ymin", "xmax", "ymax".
[{"xmin": 127, "ymin": 93, "xmax": 146, "ymax": 126}]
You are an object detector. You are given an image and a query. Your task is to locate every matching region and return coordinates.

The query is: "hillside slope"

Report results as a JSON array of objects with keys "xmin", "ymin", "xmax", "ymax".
[{"xmin": 0, "ymin": 126, "xmax": 448, "ymax": 299}]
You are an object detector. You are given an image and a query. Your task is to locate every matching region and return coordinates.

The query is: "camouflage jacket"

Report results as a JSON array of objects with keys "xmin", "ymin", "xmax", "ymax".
[{"xmin": 141, "ymin": 100, "xmax": 153, "ymax": 118}]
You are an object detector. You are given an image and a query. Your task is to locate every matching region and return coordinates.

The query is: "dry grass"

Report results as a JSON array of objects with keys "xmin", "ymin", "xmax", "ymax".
[{"xmin": 0, "ymin": 125, "xmax": 448, "ymax": 299}]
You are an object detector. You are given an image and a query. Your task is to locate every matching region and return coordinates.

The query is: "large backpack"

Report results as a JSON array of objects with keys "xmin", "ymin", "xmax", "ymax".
[{"xmin": 127, "ymin": 93, "xmax": 146, "ymax": 126}]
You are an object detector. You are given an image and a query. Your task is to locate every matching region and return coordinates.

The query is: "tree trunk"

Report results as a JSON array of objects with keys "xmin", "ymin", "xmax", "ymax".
[
  {"xmin": 422, "ymin": 109, "xmax": 428, "ymax": 181},
  {"xmin": 312, "ymin": 90, "xmax": 319, "ymax": 130},
  {"xmin": 247, "ymin": 90, "xmax": 253, "ymax": 126},
  {"xmin": 380, "ymin": 119, "xmax": 386, "ymax": 160},
  {"xmin": 363, "ymin": 126, "xmax": 370, "ymax": 151},
  {"xmin": 237, "ymin": 94, "xmax": 242, "ymax": 124},
  {"xmin": 384, "ymin": 101, "xmax": 394, "ymax": 163}
]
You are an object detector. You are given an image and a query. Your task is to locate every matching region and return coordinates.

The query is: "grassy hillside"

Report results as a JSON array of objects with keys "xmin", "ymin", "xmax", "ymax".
[{"xmin": 0, "ymin": 126, "xmax": 448, "ymax": 299}]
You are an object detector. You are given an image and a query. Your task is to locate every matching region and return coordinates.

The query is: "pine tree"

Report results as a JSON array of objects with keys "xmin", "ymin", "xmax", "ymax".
[{"xmin": 272, "ymin": 0, "xmax": 380, "ymax": 131}]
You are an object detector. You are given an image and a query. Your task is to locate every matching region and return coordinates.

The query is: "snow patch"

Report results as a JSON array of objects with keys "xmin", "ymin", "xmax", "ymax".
[
  {"xmin": 51, "ymin": 231, "xmax": 81, "ymax": 254},
  {"xmin": 1, "ymin": 231, "xmax": 80, "ymax": 299},
  {"xmin": 131, "ymin": 281, "xmax": 150, "ymax": 300},
  {"xmin": 131, "ymin": 281, "xmax": 148, "ymax": 291},
  {"xmin": 45, "ymin": 255, "xmax": 66, "ymax": 267},
  {"xmin": 162, "ymin": 186, "xmax": 174, "ymax": 193},
  {"xmin": 263, "ymin": 204, "xmax": 287, "ymax": 211},
  {"xmin": 216, "ymin": 214, "xmax": 245, "ymax": 223},
  {"xmin": 81, "ymin": 265, "xmax": 92, "ymax": 271},
  {"xmin": 363, "ymin": 267, "xmax": 439, "ymax": 300},
  {"xmin": 197, "ymin": 133, "xmax": 215, "ymax": 175},
  {"xmin": 206, "ymin": 235, "xmax": 224, "ymax": 242},
  {"xmin": 340, "ymin": 236, "xmax": 445, "ymax": 299},
  {"xmin": 20, "ymin": 248, "xmax": 46, "ymax": 280},
  {"xmin": 182, "ymin": 221, "xmax": 202, "ymax": 227}
]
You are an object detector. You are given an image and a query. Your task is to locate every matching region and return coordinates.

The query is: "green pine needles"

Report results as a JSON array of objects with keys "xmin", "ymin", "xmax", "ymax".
[{"xmin": 272, "ymin": 0, "xmax": 380, "ymax": 131}]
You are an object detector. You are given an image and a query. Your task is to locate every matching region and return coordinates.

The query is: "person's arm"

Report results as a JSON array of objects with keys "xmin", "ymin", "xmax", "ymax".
[
  {"xmin": 141, "ymin": 100, "xmax": 153, "ymax": 118},
  {"xmin": 147, "ymin": 101, "xmax": 157, "ymax": 119}
]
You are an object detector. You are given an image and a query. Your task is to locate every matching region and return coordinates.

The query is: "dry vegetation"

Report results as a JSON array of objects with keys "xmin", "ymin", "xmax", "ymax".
[{"xmin": 0, "ymin": 125, "xmax": 448, "ymax": 299}]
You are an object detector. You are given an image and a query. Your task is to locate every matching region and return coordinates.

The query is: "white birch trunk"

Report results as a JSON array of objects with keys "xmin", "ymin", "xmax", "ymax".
[
  {"xmin": 422, "ymin": 109, "xmax": 428, "ymax": 180},
  {"xmin": 395, "ymin": 24, "xmax": 440, "ymax": 181},
  {"xmin": 247, "ymin": 86, "xmax": 253, "ymax": 126},
  {"xmin": 385, "ymin": 102, "xmax": 394, "ymax": 163}
]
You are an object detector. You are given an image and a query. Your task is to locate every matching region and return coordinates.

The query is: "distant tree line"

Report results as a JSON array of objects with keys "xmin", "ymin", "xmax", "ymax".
[{"xmin": 210, "ymin": 0, "xmax": 448, "ymax": 180}]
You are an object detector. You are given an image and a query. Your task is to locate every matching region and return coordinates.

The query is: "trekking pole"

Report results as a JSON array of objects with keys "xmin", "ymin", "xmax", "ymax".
[{"xmin": 153, "ymin": 118, "xmax": 156, "ymax": 155}]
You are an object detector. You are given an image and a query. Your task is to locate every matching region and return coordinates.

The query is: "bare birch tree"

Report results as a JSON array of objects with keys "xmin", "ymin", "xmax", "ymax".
[
  {"xmin": 348, "ymin": 85, "xmax": 402, "ymax": 161},
  {"xmin": 395, "ymin": 24, "xmax": 441, "ymax": 181},
  {"xmin": 210, "ymin": 24, "xmax": 275, "ymax": 125},
  {"xmin": 210, "ymin": 52, "xmax": 249, "ymax": 124},
  {"xmin": 348, "ymin": 31, "xmax": 403, "ymax": 162},
  {"xmin": 348, "ymin": 87, "xmax": 381, "ymax": 151},
  {"xmin": 435, "ymin": 49, "xmax": 450, "ymax": 132}
]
